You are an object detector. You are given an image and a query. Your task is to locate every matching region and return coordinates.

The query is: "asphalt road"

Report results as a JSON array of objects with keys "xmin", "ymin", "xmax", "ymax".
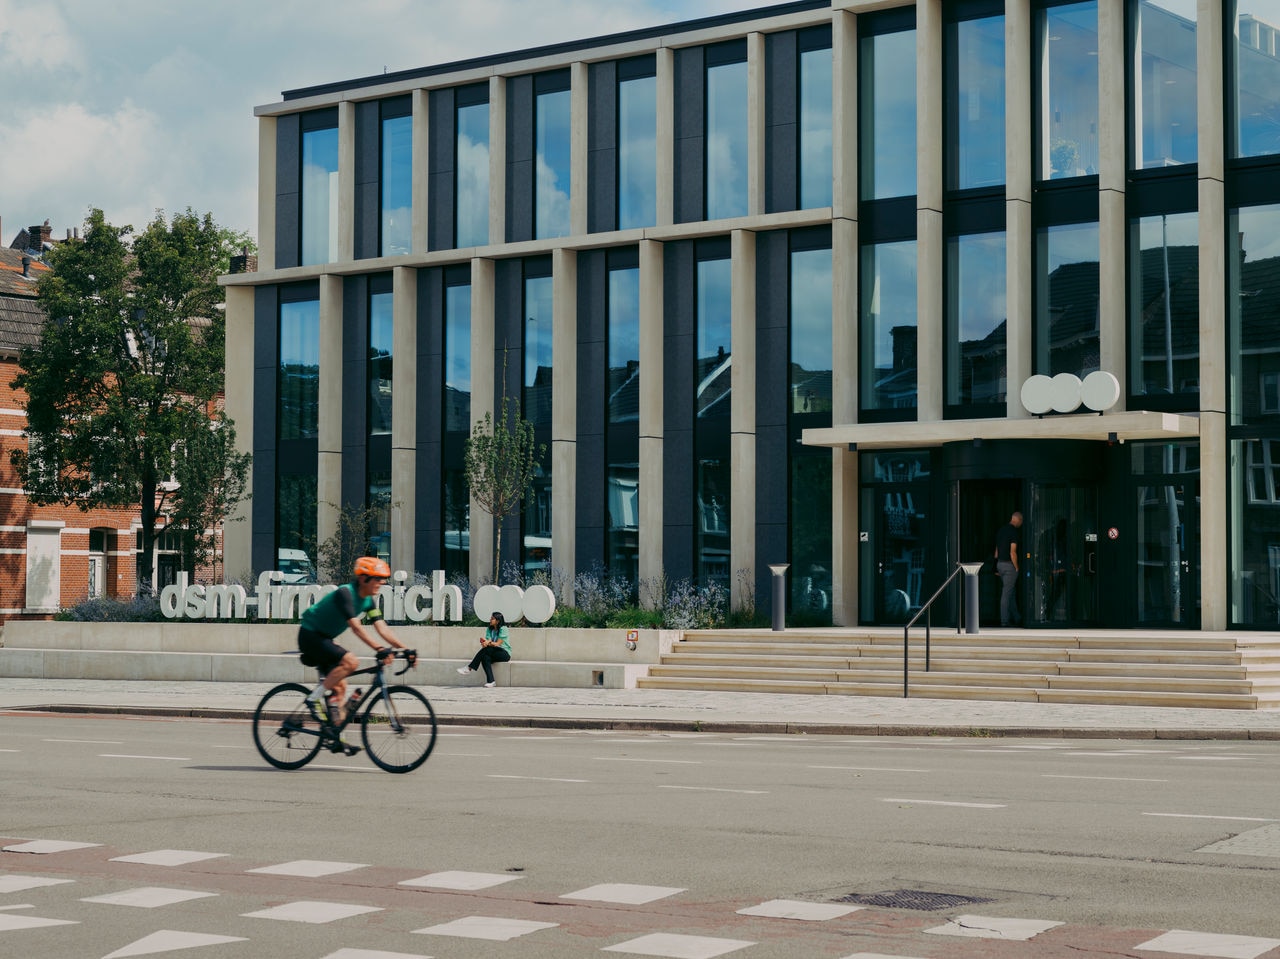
[{"xmin": 3, "ymin": 712, "xmax": 1280, "ymax": 958}]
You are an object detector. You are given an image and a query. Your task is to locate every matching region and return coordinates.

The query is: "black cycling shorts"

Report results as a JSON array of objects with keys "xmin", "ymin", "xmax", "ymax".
[{"xmin": 298, "ymin": 627, "xmax": 347, "ymax": 674}]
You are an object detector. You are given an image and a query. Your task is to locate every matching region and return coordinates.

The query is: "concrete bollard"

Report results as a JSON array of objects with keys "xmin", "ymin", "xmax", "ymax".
[
  {"xmin": 959, "ymin": 562, "xmax": 985, "ymax": 634},
  {"xmin": 768, "ymin": 564, "xmax": 790, "ymax": 631}
]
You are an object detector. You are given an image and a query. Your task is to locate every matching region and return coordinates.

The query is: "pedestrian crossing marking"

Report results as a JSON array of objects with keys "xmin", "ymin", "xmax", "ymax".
[
  {"xmin": 398, "ymin": 870, "xmax": 520, "ymax": 890},
  {"xmin": 82, "ymin": 887, "xmax": 218, "ymax": 908},
  {"xmin": 0, "ymin": 912, "xmax": 78, "ymax": 931},
  {"xmin": 0, "ymin": 875, "xmax": 75, "ymax": 893},
  {"xmin": 100, "ymin": 929, "xmax": 248, "ymax": 958},
  {"xmin": 110, "ymin": 850, "xmax": 228, "ymax": 867},
  {"xmin": 241, "ymin": 900, "xmax": 383, "ymax": 923},
  {"xmin": 925, "ymin": 914, "xmax": 1063, "ymax": 940},
  {"xmin": 3, "ymin": 839, "xmax": 101, "ymax": 854},
  {"xmin": 602, "ymin": 932, "xmax": 756, "ymax": 957},
  {"xmin": 412, "ymin": 915, "xmax": 558, "ymax": 941},
  {"xmin": 1134, "ymin": 929, "xmax": 1280, "ymax": 959},
  {"xmin": 737, "ymin": 899, "xmax": 863, "ymax": 921},
  {"xmin": 247, "ymin": 859, "xmax": 368, "ymax": 877},
  {"xmin": 563, "ymin": 883, "xmax": 686, "ymax": 905}
]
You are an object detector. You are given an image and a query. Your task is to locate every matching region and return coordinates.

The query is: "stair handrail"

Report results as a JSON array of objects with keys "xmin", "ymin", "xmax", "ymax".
[{"xmin": 901, "ymin": 562, "xmax": 969, "ymax": 698}]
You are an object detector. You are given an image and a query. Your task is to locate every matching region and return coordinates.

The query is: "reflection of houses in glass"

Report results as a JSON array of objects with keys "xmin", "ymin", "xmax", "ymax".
[
  {"xmin": 869, "ymin": 327, "xmax": 918, "ymax": 410},
  {"xmin": 1133, "ymin": 245, "xmax": 1199, "ymax": 395},
  {"xmin": 1043, "ymin": 259, "xmax": 1101, "ymax": 377},
  {"xmin": 1238, "ymin": 12, "xmax": 1280, "ymax": 157},
  {"xmin": 790, "ymin": 367, "xmax": 831, "ymax": 415},
  {"xmin": 278, "ymin": 365, "xmax": 319, "ymax": 439}
]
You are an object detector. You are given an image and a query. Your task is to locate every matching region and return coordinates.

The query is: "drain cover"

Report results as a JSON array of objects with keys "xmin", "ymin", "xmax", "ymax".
[{"xmin": 833, "ymin": 889, "xmax": 995, "ymax": 911}]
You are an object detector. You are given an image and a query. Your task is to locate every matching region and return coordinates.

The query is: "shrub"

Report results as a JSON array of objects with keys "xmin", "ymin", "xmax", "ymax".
[
  {"xmin": 57, "ymin": 595, "xmax": 165, "ymax": 622},
  {"xmin": 605, "ymin": 606, "xmax": 664, "ymax": 629}
]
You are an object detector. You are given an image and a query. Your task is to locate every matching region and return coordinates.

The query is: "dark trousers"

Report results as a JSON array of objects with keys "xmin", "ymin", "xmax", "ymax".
[
  {"xmin": 997, "ymin": 560, "xmax": 1020, "ymax": 626},
  {"xmin": 467, "ymin": 646, "xmax": 511, "ymax": 682}
]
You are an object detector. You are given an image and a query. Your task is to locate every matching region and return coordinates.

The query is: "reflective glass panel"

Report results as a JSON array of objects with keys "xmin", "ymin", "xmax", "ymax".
[
  {"xmin": 278, "ymin": 299, "xmax": 320, "ymax": 440},
  {"xmin": 607, "ymin": 265, "xmax": 641, "ymax": 582},
  {"xmin": 1035, "ymin": 221, "xmax": 1100, "ymax": 378},
  {"xmin": 381, "ymin": 114, "xmax": 412, "ymax": 256},
  {"xmin": 1129, "ymin": 211, "xmax": 1198, "ymax": 399},
  {"xmin": 368, "ymin": 469, "xmax": 391, "ymax": 562},
  {"xmin": 861, "ymin": 28, "xmax": 917, "ymax": 199},
  {"xmin": 368, "ymin": 290, "xmax": 393, "ymax": 435},
  {"xmin": 277, "ymin": 474, "xmax": 316, "ymax": 562},
  {"xmin": 1235, "ymin": 1, "xmax": 1280, "ymax": 158},
  {"xmin": 1133, "ymin": 0, "xmax": 1197, "ymax": 169},
  {"xmin": 536, "ymin": 89, "xmax": 571, "ymax": 239},
  {"xmin": 444, "ymin": 282, "xmax": 472, "ymax": 578},
  {"xmin": 696, "ymin": 257, "xmax": 732, "ymax": 589},
  {"xmin": 1233, "ymin": 438, "xmax": 1280, "ymax": 624},
  {"xmin": 301, "ymin": 126, "xmax": 338, "ymax": 266},
  {"xmin": 523, "ymin": 273, "xmax": 554, "ymax": 576},
  {"xmin": 799, "ymin": 46, "xmax": 833, "ymax": 209},
  {"xmin": 1230, "ymin": 202, "xmax": 1280, "ymax": 425},
  {"xmin": 860, "ymin": 239, "xmax": 918, "ymax": 413},
  {"xmin": 948, "ymin": 15, "xmax": 1005, "ymax": 190},
  {"xmin": 790, "ymin": 247, "xmax": 832, "ymax": 416},
  {"xmin": 608, "ymin": 268, "xmax": 640, "ymax": 425},
  {"xmin": 706, "ymin": 60, "xmax": 748, "ymax": 220},
  {"xmin": 619, "ymin": 74, "xmax": 657, "ymax": 230},
  {"xmin": 456, "ymin": 101, "xmax": 490, "ymax": 247},
  {"xmin": 1038, "ymin": 2, "xmax": 1100, "ymax": 180},
  {"xmin": 946, "ymin": 231, "xmax": 1007, "ymax": 406}
]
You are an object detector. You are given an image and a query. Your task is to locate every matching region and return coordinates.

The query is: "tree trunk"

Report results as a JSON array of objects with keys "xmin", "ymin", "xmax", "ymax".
[
  {"xmin": 493, "ymin": 523, "xmax": 502, "ymax": 587},
  {"xmin": 138, "ymin": 474, "xmax": 157, "ymax": 597}
]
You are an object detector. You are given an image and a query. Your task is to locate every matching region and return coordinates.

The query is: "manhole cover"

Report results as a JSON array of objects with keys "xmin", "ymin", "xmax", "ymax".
[{"xmin": 833, "ymin": 889, "xmax": 995, "ymax": 911}]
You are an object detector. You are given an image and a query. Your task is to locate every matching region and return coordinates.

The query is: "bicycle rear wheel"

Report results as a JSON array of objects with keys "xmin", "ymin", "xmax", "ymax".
[
  {"xmin": 253, "ymin": 683, "xmax": 324, "ymax": 770},
  {"xmin": 361, "ymin": 685, "xmax": 437, "ymax": 773}
]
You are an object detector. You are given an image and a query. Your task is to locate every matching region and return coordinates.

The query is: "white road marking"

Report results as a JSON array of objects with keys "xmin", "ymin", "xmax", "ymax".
[
  {"xmin": 737, "ymin": 899, "xmax": 863, "ymax": 921},
  {"xmin": 810, "ymin": 765, "xmax": 930, "ymax": 773},
  {"xmin": 399, "ymin": 871, "xmax": 521, "ymax": 891},
  {"xmin": 594, "ymin": 757, "xmax": 701, "ymax": 764},
  {"xmin": 413, "ymin": 915, "xmax": 558, "ymax": 941},
  {"xmin": 1144, "ymin": 813, "xmax": 1279, "ymax": 822},
  {"xmin": 602, "ymin": 933, "xmax": 755, "ymax": 957},
  {"xmin": 563, "ymin": 883, "xmax": 686, "ymax": 905},
  {"xmin": 0, "ymin": 748, "xmax": 18, "ymax": 752},
  {"xmin": 3, "ymin": 839, "xmax": 100, "ymax": 854},
  {"xmin": 111, "ymin": 850, "xmax": 227, "ymax": 867},
  {"xmin": 99, "ymin": 754, "xmax": 190, "ymax": 761},
  {"xmin": 925, "ymin": 915, "xmax": 1063, "ymax": 941},
  {"xmin": 489, "ymin": 774, "xmax": 589, "ymax": 783},
  {"xmin": 248, "ymin": 860, "xmax": 367, "ymax": 877},
  {"xmin": 44, "ymin": 738, "xmax": 122, "ymax": 744},
  {"xmin": 0, "ymin": 876, "xmax": 74, "ymax": 893},
  {"xmin": 1134, "ymin": 929, "xmax": 1280, "ymax": 959},
  {"xmin": 102, "ymin": 930, "xmax": 247, "ymax": 958},
  {"xmin": 882, "ymin": 798, "xmax": 1006, "ymax": 809},
  {"xmin": 658, "ymin": 785, "xmax": 768, "ymax": 795},
  {"xmin": 1176, "ymin": 755, "xmax": 1258, "ymax": 761},
  {"xmin": 1044, "ymin": 775, "xmax": 1169, "ymax": 783},
  {"xmin": 241, "ymin": 900, "xmax": 382, "ymax": 923},
  {"xmin": 0, "ymin": 913, "xmax": 78, "ymax": 931},
  {"xmin": 322, "ymin": 948, "xmax": 435, "ymax": 959},
  {"xmin": 82, "ymin": 887, "xmax": 217, "ymax": 908}
]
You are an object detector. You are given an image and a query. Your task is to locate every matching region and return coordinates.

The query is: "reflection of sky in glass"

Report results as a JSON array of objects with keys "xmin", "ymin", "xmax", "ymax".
[
  {"xmin": 1040, "ymin": 222, "xmax": 1099, "ymax": 376},
  {"xmin": 799, "ymin": 47, "xmax": 832, "ymax": 209},
  {"xmin": 1238, "ymin": 203, "xmax": 1280, "ymax": 262},
  {"xmin": 955, "ymin": 233, "xmax": 1007, "ymax": 340},
  {"xmin": 1136, "ymin": 0, "xmax": 1197, "ymax": 168},
  {"xmin": 536, "ymin": 89, "xmax": 571, "ymax": 239},
  {"xmin": 1041, "ymin": 2, "xmax": 1099, "ymax": 180},
  {"xmin": 279, "ymin": 298, "xmax": 319, "ymax": 440},
  {"xmin": 697, "ymin": 258, "xmax": 732, "ymax": 361},
  {"xmin": 864, "ymin": 29, "xmax": 916, "ymax": 199},
  {"xmin": 619, "ymin": 75, "xmax": 657, "ymax": 229},
  {"xmin": 706, "ymin": 60, "xmax": 747, "ymax": 219},
  {"xmin": 301, "ymin": 126, "xmax": 338, "ymax": 265},
  {"xmin": 369, "ymin": 291, "xmax": 394, "ymax": 434},
  {"xmin": 790, "ymin": 248, "xmax": 832, "ymax": 372},
  {"xmin": 1138, "ymin": 210, "xmax": 1198, "ymax": 251},
  {"xmin": 445, "ymin": 284, "xmax": 472, "ymax": 394},
  {"xmin": 608, "ymin": 267, "xmax": 640, "ymax": 424},
  {"xmin": 280, "ymin": 300, "xmax": 320, "ymax": 368},
  {"xmin": 864, "ymin": 240, "xmax": 918, "ymax": 370},
  {"xmin": 456, "ymin": 102, "xmax": 490, "ymax": 247},
  {"xmin": 1235, "ymin": 1, "xmax": 1280, "ymax": 158},
  {"xmin": 1046, "ymin": 220, "xmax": 1099, "ymax": 269},
  {"xmin": 381, "ymin": 115, "xmax": 412, "ymax": 256},
  {"xmin": 952, "ymin": 16, "xmax": 1005, "ymax": 190},
  {"xmin": 525, "ymin": 274, "xmax": 554, "ymax": 388}
]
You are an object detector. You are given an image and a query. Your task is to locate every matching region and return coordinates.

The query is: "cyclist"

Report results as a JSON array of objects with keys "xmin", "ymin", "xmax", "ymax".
[{"xmin": 298, "ymin": 556, "xmax": 414, "ymax": 731}]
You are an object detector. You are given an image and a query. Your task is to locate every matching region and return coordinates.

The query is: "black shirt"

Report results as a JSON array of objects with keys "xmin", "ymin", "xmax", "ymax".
[{"xmin": 995, "ymin": 523, "xmax": 1019, "ymax": 566}]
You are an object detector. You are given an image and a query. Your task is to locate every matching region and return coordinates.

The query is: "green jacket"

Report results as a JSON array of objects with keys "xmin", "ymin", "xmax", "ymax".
[{"xmin": 300, "ymin": 583, "xmax": 384, "ymax": 638}]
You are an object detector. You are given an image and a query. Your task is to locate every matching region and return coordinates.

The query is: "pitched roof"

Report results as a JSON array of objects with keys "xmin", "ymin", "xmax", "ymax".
[
  {"xmin": 0, "ymin": 247, "xmax": 50, "ymax": 297},
  {"xmin": 0, "ymin": 294, "xmax": 46, "ymax": 356}
]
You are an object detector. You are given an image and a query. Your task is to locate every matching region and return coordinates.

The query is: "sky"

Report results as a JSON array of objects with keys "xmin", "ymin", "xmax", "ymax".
[{"xmin": 0, "ymin": 0, "xmax": 778, "ymax": 249}]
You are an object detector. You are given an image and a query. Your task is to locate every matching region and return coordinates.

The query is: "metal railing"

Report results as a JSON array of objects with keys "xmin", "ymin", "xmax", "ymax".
[{"xmin": 901, "ymin": 562, "xmax": 970, "ymax": 698}]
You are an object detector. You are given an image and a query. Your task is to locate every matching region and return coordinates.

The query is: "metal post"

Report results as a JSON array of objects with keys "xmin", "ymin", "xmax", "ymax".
[
  {"xmin": 958, "ymin": 562, "xmax": 985, "ymax": 635},
  {"xmin": 768, "ymin": 564, "xmax": 789, "ymax": 631}
]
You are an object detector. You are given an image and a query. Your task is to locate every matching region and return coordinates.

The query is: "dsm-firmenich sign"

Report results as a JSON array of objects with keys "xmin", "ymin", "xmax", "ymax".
[{"xmin": 159, "ymin": 571, "xmax": 556, "ymax": 624}]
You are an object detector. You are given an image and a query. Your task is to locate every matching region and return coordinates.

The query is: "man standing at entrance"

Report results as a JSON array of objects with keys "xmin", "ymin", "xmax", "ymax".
[{"xmin": 995, "ymin": 511, "xmax": 1023, "ymax": 627}]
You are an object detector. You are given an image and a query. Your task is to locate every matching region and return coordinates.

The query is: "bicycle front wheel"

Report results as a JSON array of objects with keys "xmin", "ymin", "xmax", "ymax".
[
  {"xmin": 253, "ymin": 683, "xmax": 324, "ymax": 770},
  {"xmin": 361, "ymin": 685, "xmax": 437, "ymax": 773}
]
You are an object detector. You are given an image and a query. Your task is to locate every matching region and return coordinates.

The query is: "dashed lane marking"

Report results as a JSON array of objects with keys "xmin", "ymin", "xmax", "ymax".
[
  {"xmin": 98, "ymin": 754, "xmax": 190, "ymax": 762},
  {"xmin": 810, "ymin": 765, "xmax": 930, "ymax": 773},
  {"xmin": 594, "ymin": 757, "xmax": 702, "ymax": 764},
  {"xmin": 1144, "ymin": 813, "xmax": 1279, "ymax": 822},
  {"xmin": 321, "ymin": 949, "xmax": 435, "ymax": 959},
  {"xmin": 44, "ymin": 738, "xmax": 122, "ymax": 744},
  {"xmin": 1044, "ymin": 775, "xmax": 1169, "ymax": 782},
  {"xmin": 881, "ymin": 798, "xmax": 1006, "ymax": 809},
  {"xmin": 0, "ymin": 912, "xmax": 78, "ymax": 931},
  {"xmin": 658, "ymin": 786, "xmax": 768, "ymax": 795},
  {"xmin": 488, "ymin": 774, "xmax": 589, "ymax": 783}
]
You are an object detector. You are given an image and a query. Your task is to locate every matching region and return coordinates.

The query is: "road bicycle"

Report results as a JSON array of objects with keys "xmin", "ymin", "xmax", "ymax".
[{"xmin": 252, "ymin": 648, "xmax": 437, "ymax": 773}]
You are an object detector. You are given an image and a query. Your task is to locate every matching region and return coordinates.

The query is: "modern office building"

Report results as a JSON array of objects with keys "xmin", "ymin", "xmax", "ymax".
[{"xmin": 222, "ymin": 0, "xmax": 1280, "ymax": 632}]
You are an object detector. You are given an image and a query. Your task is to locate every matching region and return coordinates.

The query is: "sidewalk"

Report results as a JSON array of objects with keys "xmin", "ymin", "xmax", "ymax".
[{"xmin": 4, "ymin": 677, "xmax": 1280, "ymax": 738}]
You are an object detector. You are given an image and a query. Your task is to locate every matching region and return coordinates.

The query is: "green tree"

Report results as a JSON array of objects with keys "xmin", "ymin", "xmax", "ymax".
[
  {"xmin": 315, "ymin": 499, "xmax": 391, "ymax": 584},
  {"xmin": 464, "ymin": 360, "xmax": 546, "ymax": 585},
  {"xmin": 11, "ymin": 207, "xmax": 251, "ymax": 595}
]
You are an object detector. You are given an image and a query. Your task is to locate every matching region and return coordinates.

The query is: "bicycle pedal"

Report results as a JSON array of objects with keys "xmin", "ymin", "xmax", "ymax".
[{"xmin": 342, "ymin": 744, "xmax": 362, "ymax": 757}]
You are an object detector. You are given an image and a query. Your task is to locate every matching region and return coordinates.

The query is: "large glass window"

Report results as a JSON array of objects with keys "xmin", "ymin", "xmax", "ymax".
[
  {"xmin": 368, "ymin": 290, "xmax": 393, "ymax": 435},
  {"xmin": 301, "ymin": 124, "xmax": 339, "ymax": 266},
  {"xmin": 1230, "ymin": 202, "xmax": 1280, "ymax": 425},
  {"xmin": 947, "ymin": 12, "xmax": 1005, "ymax": 191},
  {"xmin": 1130, "ymin": 211, "xmax": 1199, "ymax": 401},
  {"xmin": 278, "ymin": 299, "xmax": 320, "ymax": 440},
  {"xmin": 1132, "ymin": 1, "xmax": 1197, "ymax": 170},
  {"xmin": 536, "ymin": 79, "xmax": 572, "ymax": 239},
  {"xmin": 368, "ymin": 470, "xmax": 391, "ymax": 563},
  {"xmin": 860, "ymin": 239, "xmax": 919, "ymax": 415},
  {"xmin": 607, "ymin": 255, "xmax": 640, "ymax": 581},
  {"xmin": 1235, "ymin": 1, "xmax": 1280, "ymax": 159},
  {"xmin": 523, "ymin": 268, "xmax": 554, "ymax": 576},
  {"xmin": 381, "ymin": 111, "xmax": 412, "ymax": 256},
  {"xmin": 696, "ymin": 254, "xmax": 732, "ymax": 588},
  {"xmin": 799, "ymin": 42, "xmax": 833, "ymax": 210},
  {"xmin": 619, "ymin": 62, "xmax": 657, "ymax": 230},
  {"xmin": 706, "ymin": 51, "xmax": 748, "ymax": 220},
  {"xmin": 860, "ymin": 25, "xmax": 917, "ymax": 200},
  {"xmin": 1035, "ymin": 220, "xmax": 1099, "ymax": 379},
  {"xmin": 277, "ymin": 474, "xmax": 317, "ymax": 568},
  {"xmin": 1038, "ymin": 2, "xmax": 1100, "ymax": 180},
  {"xmin": 947, "ymin": 231, "xmax": 1007, "ymax": 408},
  {"xmin": 456, "ymin": 93, "xmax": 490, "ymax": 248},
  {"xmin": 1133, "ymin": 441, "xmax": 1199, "ymax": 626},
  {"xmin": 1233, "ymin": 438, "xmax": 1280, "ymax": 625},
  {"xmin": 443, "ymin": 276, "xmax": 472, "ymax": 578}
]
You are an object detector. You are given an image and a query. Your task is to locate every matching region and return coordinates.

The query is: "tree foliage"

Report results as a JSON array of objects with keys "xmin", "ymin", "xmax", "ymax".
[
  {"xmin": 11, "ymin": 207, "xmax": 251, "ymax": 593},
  {"xmin": 316, "ymin": 500, "xmax": 390, "ymax": 584},
  {"xmin": 464, "ymin": 359, "xmax": 545, "ymax": 585}
]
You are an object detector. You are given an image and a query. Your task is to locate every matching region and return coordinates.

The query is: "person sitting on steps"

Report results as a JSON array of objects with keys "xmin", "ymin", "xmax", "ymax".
[{"xmin": 457, "ymin": 611, "xmax": 511, "ymax": 688}]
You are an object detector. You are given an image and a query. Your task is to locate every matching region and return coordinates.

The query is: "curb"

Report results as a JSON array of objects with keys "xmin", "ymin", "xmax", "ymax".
[{"xmin": 9, "ymin": 703, "xmax": 1280, "ymax": 740}]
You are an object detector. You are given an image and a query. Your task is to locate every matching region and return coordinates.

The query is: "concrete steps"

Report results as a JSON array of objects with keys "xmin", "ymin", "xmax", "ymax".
[{"xmin": 636, "ymin": 628, "xmax": 1280, "ymax": 709}]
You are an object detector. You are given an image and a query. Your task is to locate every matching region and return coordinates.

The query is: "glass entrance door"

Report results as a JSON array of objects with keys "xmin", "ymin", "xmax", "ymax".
[
  {"xmin": 1135, "ymin": 478, "xmax": 1199, "ymax": 626},
  {"xmin": 1028, "ymin": 485, "xmax": 1099, "ymax": 626}
]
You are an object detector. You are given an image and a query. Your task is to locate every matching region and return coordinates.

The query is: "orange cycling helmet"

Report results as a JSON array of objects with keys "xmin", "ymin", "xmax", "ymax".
[{"xmin": 354, "ymin": 556, "xmax": 391, "ymax": 579}]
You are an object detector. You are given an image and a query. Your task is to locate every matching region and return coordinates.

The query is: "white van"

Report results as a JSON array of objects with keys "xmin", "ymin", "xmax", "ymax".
[{"xmin": 276, "ymin": 548, "xmax": 315, "ymax": 584}]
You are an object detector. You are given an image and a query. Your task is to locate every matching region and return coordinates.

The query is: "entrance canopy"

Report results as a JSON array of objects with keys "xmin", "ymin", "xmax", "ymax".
[{"xmin": 802, "ymin": 410, "xmax": 1200, "ymax": 451}]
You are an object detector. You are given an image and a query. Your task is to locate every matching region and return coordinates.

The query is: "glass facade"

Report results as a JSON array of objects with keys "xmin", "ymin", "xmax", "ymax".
[
  {"xmin": 860, "ymin": 240, "xmax": 918, "ymax": 415},
  {"xmin": 536, "ymin": 86, "xmax": 572, "ymax": 239},
  {"xmin": 381, "ymin": 113, "xmax": 412, "ymax": 256},
  {"xmin": 696, "ymin": 254, "xmax": 732, "ymax": 588},
  {"xmin": 1133, "ymin": 0, "xmax": 1197, "ymax": 170},
  {"xmin": 1235, "ymin": 1, "xmax": 1280, "ymax": 159},
  {"xmin": 301, "ymin": 125, "xmax": 339, "ymax": 266},
  {"xmin": 1230, "ymin": 202, "xmax": 1280, "ymax": 426},
  {"xmin": 368, "ymin": 290, "xmax": 393, "ymax": 435},
  {"xmin": 443, "ymin": 277, "xmax": 472, "ymax": 578},
  {"xmin": 618, "ymin": 69, "xmax": 657, "ymax": 230},
  {"xmin": 947, "ymin": 12, "xmax": 1005, "ymax": 191},
  {"xmin": 523, "ymin": 269, "xmax": 554, "ymax": 575},
  {"xmin": 277, "ymin": 296, "xmax": 320, "ymax": 562},
  {"xmin": 706, "ymin": 56, "xmax": 748, "ymax": 220},
  {"xmin": 1035, "ymin": 220, "xmax": 1099, "ymax": 378},
  {"xmin": 860, "ymin": 25, "xmax": 917, "ymax": 200},
  {"xmin": 946, "ymin": 230, "xmax": 1007, "ymax": 408},
  {"xmin": 1130, "ymin": 211, "xmax": 1199, "ymax": 400},
  {"xmin": 456, "ymin": 97, "xmax": 490, "ymax": 248},
  {"xmin": 1037, "ymin": 2, "xmax": 1100, "ymax": 181},
  {"xmin": 799, "ymin": 44, "xmax": 833, "ymax": 210},
  {"xmin": 607, "ymin": 258, "xmax": 641, "ymax": 581}
]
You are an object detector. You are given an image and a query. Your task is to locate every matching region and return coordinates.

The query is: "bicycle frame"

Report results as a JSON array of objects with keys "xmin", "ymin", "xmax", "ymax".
[{"xmin": 306, "ymin": 654, "xmax": 415, "ymax": 735}]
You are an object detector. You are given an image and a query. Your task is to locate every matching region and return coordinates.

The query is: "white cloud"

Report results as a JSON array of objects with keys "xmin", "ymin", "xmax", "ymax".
[{"xmin": 0, "ymin": 0, "xmax": 79, "ymax": 72}]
